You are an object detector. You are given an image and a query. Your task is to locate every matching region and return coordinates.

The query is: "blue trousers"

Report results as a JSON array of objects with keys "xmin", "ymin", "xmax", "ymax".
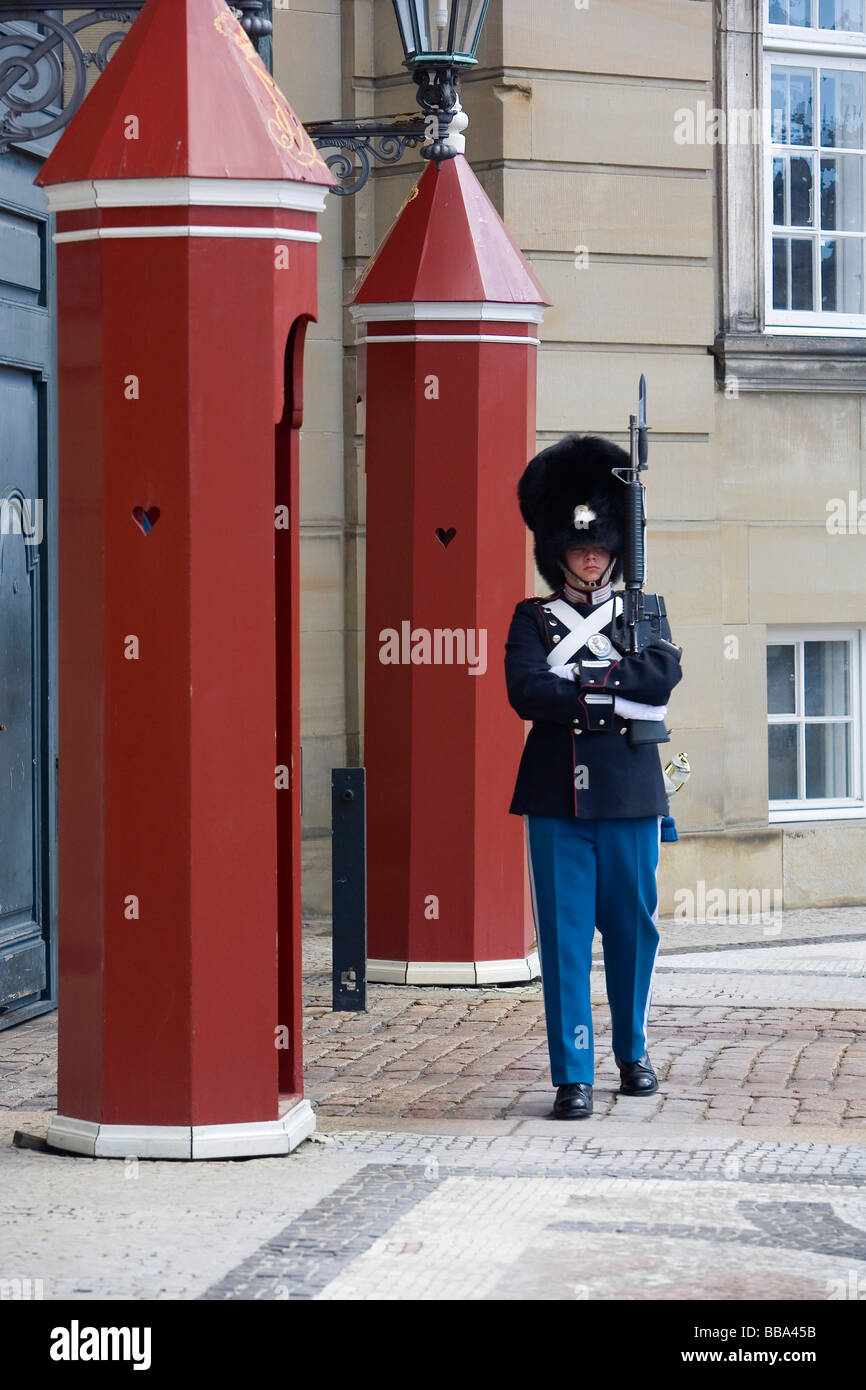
[{"xmin": 525, "ymin": 815, "xmax": 661, "ymax": 1086}]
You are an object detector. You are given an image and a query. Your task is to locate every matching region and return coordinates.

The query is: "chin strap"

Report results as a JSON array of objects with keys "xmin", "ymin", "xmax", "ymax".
[{"xmin": 558, "ymin": 553, "xmax": 617, "ymax": 591}]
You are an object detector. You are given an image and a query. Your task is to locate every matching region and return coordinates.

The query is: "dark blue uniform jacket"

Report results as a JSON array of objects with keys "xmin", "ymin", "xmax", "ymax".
[{"xmin": 505, "ymin": 590, "xmax": 683, "ymax": 820}]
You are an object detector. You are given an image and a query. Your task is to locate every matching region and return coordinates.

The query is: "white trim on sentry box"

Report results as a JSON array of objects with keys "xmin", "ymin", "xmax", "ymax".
[
  {"xmin": 45, "ymin": 1100, "xmax": 316, "ymax": 1160},
  {"xmin": 349, "ymin": 302, "xmax": 546, "ymax": 324},
  {"xmin": 42, "ymin": 178, "xmax": 331, "ymax": 214},
  {"xmin": 53, "ymin": 225, "xmax": 321, "ymax": 245},
  {"xmin": 367, "ymin": 952, "xmax": 540, "ymax": 985},
  {"xmin": 357, "ymin": 333, "xmax": 541, "ymax": 346}
]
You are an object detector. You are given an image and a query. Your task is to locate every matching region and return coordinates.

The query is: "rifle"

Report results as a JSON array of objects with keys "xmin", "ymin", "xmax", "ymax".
[{"xmin": 611, "ymin": 375, "xmax": 682, "ymax": 747}]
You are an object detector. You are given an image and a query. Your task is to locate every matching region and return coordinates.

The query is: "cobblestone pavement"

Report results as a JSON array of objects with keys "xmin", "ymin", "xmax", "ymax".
[
  {"xmin": 298, "ymin": 915, "xmax": 866, "ymax": 1129},
  {"xmin": 1, "ymin": 907, "xmax": 865, "ymax": 1299}
]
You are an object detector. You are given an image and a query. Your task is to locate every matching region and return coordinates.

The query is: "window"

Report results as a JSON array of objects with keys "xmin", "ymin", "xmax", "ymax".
[
  {"xmin": 766, "ymin": 627, "xmax": 865, "ymax": 819},
  {"xmin": 765, "ymin": 1, "xmax": 866, "ymax": 332}
]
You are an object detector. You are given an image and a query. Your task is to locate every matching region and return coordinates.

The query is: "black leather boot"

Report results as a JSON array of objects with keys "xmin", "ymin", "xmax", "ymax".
[
  {"xmin": 552, "ymin": 1083, "xmax": 593, "ymax": 1119},
  {"xmin": 615, "ymin": 1053, "xmax": 659, "ymax": 1095}
]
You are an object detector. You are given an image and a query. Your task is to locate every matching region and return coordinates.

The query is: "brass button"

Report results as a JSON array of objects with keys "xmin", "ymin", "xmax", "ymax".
[
  {"xmin": 613, "ymin": 680, "xmax": 620, "ymax": 686},
  {"xmin": 599, "ymin": 719, "xmax": 606, "ymax": 726},
  {"xmin": 620, "ymin": 728, "xmax": 627, "ymax": 735},
  {"xmin": 553, "ymin": 634, "xmax": 560, "ymax": 642},
  {"xmin": 574, "ymin": 728, "xmax": 582, "ymax": 735}
]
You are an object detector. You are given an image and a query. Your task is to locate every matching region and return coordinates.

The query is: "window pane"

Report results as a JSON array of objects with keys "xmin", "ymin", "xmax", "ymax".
[
  {"xmin": 769, "ymin": 0, "xmax": 788, "ymax": 16},
  {"xmin": 821, "ymin": 236, "xmax": 864, "ymax": 309},
  {"xmin": 804, "ymin": 640, "xmax": 850, "ymax": 714},
  {"xmin": 819, "ymin": 0, "xmax": 864, "ymax": 29},
  {"xmin": 789, "ymin": 0, "xmax": 811, "ymax": 21},
  {"xmin": 790, "ymin": 70, "xmax": 815, "ymax": 145},
  {"xmin": 768, "ymin": 645, "xmax": 797, "ymax": 713},
  {"xmin": 820, "ymin": 154, "xmax": 865, "ymax": 230},
  {"xmin": 772, "ymin": 67, "xmax": 814, "ymax": 145},
  {"xmin": 773, "ymin": 237, "xmax": 789, "ymax": 306},
  {"xmin": 769, "ymin": 723, "xmax": 799, "ymax": 798},
  {"xmin": 791, "ymin": 236, "xmax": 815, "ymax": 307},
  {"xmin": 805, "ymin": 721, "xmax": 851, "ymax": 796},
  {"xmin": 822, "ymin": 69, "xmax": 864, "ymax": 149},
  {"xmin": 771, "ymin": 69, "xmax": 789, "ymax": 143},
  {"xmin": 790, "ymin": 154, "xmax": 814, "ymax": 223},
  {"xmin": 774, "ymin": 156, "xmax": 787, "ymax": 223}
]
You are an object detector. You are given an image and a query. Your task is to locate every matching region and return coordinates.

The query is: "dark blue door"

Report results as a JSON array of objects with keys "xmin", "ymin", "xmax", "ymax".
[{"xmin": 0, "ymin": 136, "xmax": 56, "ymax": 1027}]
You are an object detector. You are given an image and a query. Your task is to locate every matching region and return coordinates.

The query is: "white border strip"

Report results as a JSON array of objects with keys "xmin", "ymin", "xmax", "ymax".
[
  {"xmin": 350, "ymin": 301, "xmax": 546, "ymax": 324},
  {"xmin": 368, "ymin": 952, "xmax": 540, "ymax": 986},
  {"xmin": 42, "ymin": 177, "xmax": 330, "ymax": 215},
  {"xmin": 53, "ymin": 225, "xmax": 321, "ymax": 245},
  {"xmin": 46, "ymin": 1100, "xmax": 316, "ymax": 1160},
  {"xmin": 358, "ymin": 333, "xmax": 540, "ymax": 346}
]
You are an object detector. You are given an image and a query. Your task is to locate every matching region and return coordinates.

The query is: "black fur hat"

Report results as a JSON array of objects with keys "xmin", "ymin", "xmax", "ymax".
[{"xmin": 518, "ymin": 434, "xmax": 628, "ymax": 591}]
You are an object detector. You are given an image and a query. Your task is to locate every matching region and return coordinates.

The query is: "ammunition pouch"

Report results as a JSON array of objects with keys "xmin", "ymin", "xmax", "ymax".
[
  {"xmin": 574, "ymin": 656, "xmax": 615, "ymax": 688},
  {"xmin": 580, "ymin": 693, "xmax": 616, "ymax": 731}
]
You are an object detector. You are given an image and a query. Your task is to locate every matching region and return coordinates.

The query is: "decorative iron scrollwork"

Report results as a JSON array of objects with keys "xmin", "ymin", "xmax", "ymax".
[
  {"xmin": 307, "ymin": 117, "xmax": 427, "ymax": 196},
  {"xmin": 0, "ymin": 2, "xmax": 273, "ymax": 154}
]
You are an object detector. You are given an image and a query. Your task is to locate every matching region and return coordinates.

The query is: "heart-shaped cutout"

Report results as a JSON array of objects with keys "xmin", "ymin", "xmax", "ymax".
[
  {"xmin": 132, "ymin": 505, "xmax": 160, "ymax": 535},
  {"xmin": 435, "ymin": 527, "xmax": 456, "ymax": 548}
]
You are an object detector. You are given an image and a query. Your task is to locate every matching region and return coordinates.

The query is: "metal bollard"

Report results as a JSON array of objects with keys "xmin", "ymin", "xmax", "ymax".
[{"xmin": 331, "ymin": 768, "xmax": 367, "ymax": 1012}]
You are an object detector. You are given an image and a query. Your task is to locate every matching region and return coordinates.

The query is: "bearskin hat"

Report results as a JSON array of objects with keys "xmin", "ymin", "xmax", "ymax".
[{"xmin": 517, "ymin": 434, "xmax": 628, "ymax": 591}]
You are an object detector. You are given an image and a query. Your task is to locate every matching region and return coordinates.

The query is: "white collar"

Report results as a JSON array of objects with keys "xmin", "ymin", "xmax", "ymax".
[{"xmin": 563, "ymin": 578, "xmax": 613, "ymax": 607}]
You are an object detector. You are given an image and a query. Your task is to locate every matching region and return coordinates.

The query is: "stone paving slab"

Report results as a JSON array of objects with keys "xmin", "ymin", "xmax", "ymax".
[
  {"xmin": 308, "ymin": 1176, "xmax": 866, "ymax": 1303},
  {"xmin": 647, "ymin": 939, "xmax": 866, "ymax": 1008},
  {"xmin": 664, "ymin": 941, "xmax": 866, "ymax": 972},
  {"xmin": 304, "ymin": 1128, "xmax": 866, "ymax": 1184},
  {"xmin": 636, "ymin": 974, "xmax": 866, "ymax": 1008},
  {"xmin": 0, "ymin": 1113, "xmax": 364, "ymax": 1301}
]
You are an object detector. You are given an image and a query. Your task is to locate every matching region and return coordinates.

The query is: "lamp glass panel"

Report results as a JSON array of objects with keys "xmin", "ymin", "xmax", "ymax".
[
  {"xmin": 454, "ymin": 0, "xmax": 488, "ymax": 54},
  {"xmin": 392, "ymin": 0, "xmax": 417, "ymax": 57},
  {"xmin": 414, "ymin": 1, "xmax": 450, "ymax": 51},
  {"xmin": 398, "ymin": 1, "xmax": 487, "ymax": 57}
]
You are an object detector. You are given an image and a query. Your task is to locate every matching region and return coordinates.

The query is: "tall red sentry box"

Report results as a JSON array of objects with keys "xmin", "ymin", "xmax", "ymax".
[
  {"xmin": 36, "ymin": 0, "xmax": 335, "ymax": 1158},
  {"xmin": 347, "ymin": 156, "xmax": 550, "ymax": 985}
]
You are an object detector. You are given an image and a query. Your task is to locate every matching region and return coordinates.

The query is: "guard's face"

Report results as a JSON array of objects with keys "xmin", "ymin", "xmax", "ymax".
[{"xmin": 564, "ymin": 545, "xmax": 611, "ymax": 583}]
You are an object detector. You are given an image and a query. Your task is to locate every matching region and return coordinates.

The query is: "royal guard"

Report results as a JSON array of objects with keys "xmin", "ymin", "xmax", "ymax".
[{"xmin": 504, "ymin": 425, "xmax": 684, "ymax": 1120}]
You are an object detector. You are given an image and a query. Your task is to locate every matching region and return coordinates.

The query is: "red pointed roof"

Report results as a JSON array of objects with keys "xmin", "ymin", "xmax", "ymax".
[
  {"xmin": 37, "ymin": 0, "xmax": 335, "ymax": 187},
  {"xmin": 346, "ymin": 155, "xmax": 549, "ymax": 306}
]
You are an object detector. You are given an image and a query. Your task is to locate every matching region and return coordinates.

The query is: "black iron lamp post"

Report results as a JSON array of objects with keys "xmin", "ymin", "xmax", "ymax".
[
  {"xmin": 391, "ymin": 0, "xmax": 489, "ymax": 161},
  {"xmin": 306, "ymin": 0, "xmax": 490, "ymax": 192}
]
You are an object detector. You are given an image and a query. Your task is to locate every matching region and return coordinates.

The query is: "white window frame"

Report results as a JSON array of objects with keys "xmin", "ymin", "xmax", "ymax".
[
  {"xmin": 764, "ymin": 3, "xmax": 866, "ymax": 334},
  {"xmin": 767, "ymin": 624, "xmax": 866, "ymax": 821}
]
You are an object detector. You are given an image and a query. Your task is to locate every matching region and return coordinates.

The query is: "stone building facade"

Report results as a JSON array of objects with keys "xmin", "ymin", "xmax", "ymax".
[{"xmin": 276, "ymin": 0, "xmax": 866, "ymax": 916}]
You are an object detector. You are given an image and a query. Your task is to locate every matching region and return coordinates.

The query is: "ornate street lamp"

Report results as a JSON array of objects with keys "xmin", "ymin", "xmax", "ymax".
[
  {"xmin": 390, "ymin": 0, "xmax": 490, "ymax": 161},
  {"xmin": 306, "ymin": 0, "xmax": 490, "ymax": 192}
]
